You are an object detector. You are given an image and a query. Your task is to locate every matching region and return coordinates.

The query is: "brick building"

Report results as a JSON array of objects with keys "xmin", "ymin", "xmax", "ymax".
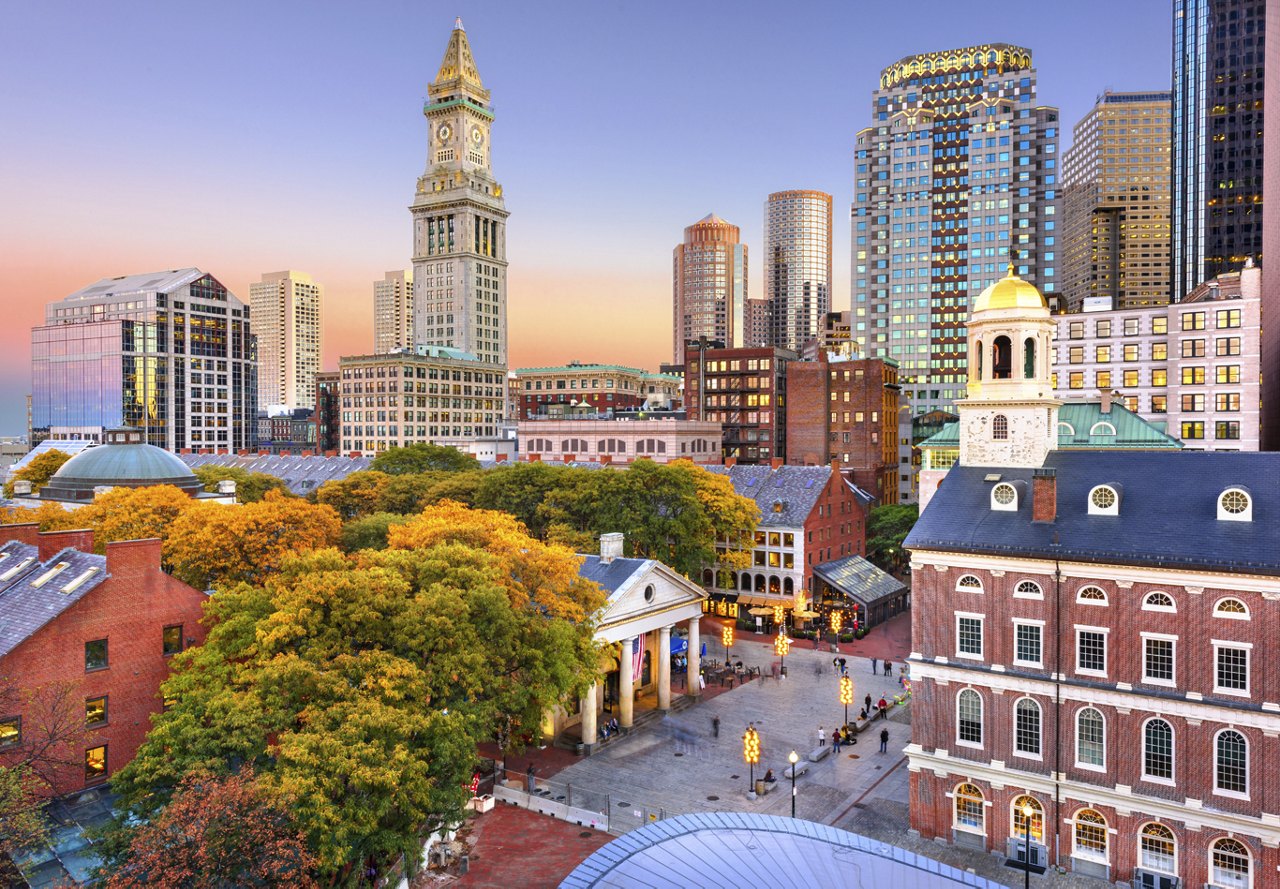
[
  {"xmin": 684, "ymin": 342, "xmax": 796, "ymax": 465},
  {"xmin": 904, "ymin": 268, "xmax": 1280, "ymax": 887},
  {"xmin": 0, "ymin": 526, "xmax": 207, "ymax": 797},
  {"xmin": 511, "ymin": 362, "xmax": 680, "ymax": 420},
  {"xmin": 517, "ymin": 417, "xmax": 722, "ymax": 466},
  {"xmin": 786, "ymin": 353, "xmax": 900, "ymax": 503}
]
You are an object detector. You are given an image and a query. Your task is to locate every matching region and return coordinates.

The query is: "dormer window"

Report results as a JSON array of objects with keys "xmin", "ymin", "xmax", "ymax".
[
  {"xmin": 991, "ymin": 482, "xmax": 1018, "ymax": 511},
  {"xmin": 1087, "ymin": 485, "xmax": 1120, "ymax": 516},
  {"xmin": 1217, "ymin": 487, "xmax": 1252, "ymax": 522},
  {"xmin": 1088, "ymin": 421, "xmax": 1116, "ymax": 437},
  {"xmin": 992, "ymin": 414, "xmax": 1009, "ymax": 440},
  {"xmin": 1057, "ymin": 422, "xmax": 1075, "ymax": 436}
]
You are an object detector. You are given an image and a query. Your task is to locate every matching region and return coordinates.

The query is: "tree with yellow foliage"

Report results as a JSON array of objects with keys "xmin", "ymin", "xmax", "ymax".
[{"xmin": 2, "ymin": 449, "xmax": 72, "ymax": 498}]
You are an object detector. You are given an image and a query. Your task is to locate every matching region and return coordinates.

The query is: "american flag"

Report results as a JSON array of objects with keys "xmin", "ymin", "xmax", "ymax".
[{"xmin": 632, "ymin": 633, "xmax": 645, "ymax": 677}]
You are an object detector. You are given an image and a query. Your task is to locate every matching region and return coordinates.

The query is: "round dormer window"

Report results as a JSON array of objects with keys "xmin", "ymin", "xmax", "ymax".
[
  {"xmin": 1090, "ymin": 487, "xmax": 1116, "ymax": 510},
  {"xmin": 644, "ymin": 584, "xmax": 655, "ymax": 603},
  {"xmin": 1221, "ymin": 490, "xmax": 1249, "ymax": 515},
  {"xmin": 993, "ymin": 484, "xmax": 1016, "ymax": 506}
]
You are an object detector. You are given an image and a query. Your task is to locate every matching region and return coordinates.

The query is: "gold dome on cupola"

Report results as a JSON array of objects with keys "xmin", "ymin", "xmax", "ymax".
[{"xmin": 973, "ymin": 264, "xmax": 1048, "ymax": 314}]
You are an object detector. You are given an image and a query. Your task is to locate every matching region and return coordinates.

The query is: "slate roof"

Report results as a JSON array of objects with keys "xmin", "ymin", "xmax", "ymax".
[
  {"xmin": 813, "ymin": 555, "xmax": 906, "ymax": 606},
  {"xmin": 577, "ymin": 554, "xmax": 655, "ymax": 603},
  {"xmin": 919, "ymin": 401, "xmax": 1182, "ymax": 451},
  {"xmin": 562, "ymin": 812, "xmax": 1003, "ymax": 888},
  {"xmin": 178, "ymin": 453, "xmax": 374, "ymax": 495},
  {"xmin": 907, "ymin": 450, "xmax": 1280, "ymax": 575},
  {"xmin": 704, "ymin": 465, "xmax": 833, "ymax": 527},
  {"xmin": 0, "ymin": 541, "xmax": 109, "ymax": 658}
]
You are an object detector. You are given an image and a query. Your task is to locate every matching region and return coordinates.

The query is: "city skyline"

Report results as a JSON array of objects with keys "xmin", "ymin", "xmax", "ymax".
[{"xmin": 0, "ymin": 0, "xmax": 1173, "ymax": 433}]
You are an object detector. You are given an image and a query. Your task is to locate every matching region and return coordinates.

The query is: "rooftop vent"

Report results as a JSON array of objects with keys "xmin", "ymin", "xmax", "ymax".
[{"xmin": 31, "ymin": 562, "xmax": 70, "ymax": 588}]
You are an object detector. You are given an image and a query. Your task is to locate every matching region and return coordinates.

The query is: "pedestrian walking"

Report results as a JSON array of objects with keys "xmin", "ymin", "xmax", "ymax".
[
  {"xmin": 839, "ymin": 657, "xmax": 848, "ymax": 675},
  {"xmin": 813, "ymin": 636, "xmax": 819, "ymax": 650},
  {"xmin": 712, "ymin": 715, "xmax": 720, "ymax": 738},
  {"xmin": 883, "ymin": 659, "xmax": 892, "ymax": 677},
  {"xmin": 878, "ymin": 697, "xmax": 888, "ymax": 720},
  {"xmin": 879, "ymin": 727, "xmax": 889, "ymax": 753},
  {"xmin": 864, "ymin": 693, "xmax": 873, "ymax": 714},
  {"xmin": 871, "ymin": 657, "xmax": 878, "ymax": 674},
  {"xmin": 818, "ymin": 726, "xmax": 826, "ymax": 746},
  {"xmin": 833, "ymin": 729, "xmax": 842, "ymax": 753},
  {"xmin": 526, "ymin": 763, "xmax": 536, "ymax": 793}
]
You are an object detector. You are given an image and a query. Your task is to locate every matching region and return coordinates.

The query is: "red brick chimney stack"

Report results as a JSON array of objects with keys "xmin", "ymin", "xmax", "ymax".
[
  {"xmin": 37, "ymin": 529, "xmax": 96, "ymax": 561},
  {"xmin": 1032, "ymin": 468, "xmax": 1057, "ymax": 523}
]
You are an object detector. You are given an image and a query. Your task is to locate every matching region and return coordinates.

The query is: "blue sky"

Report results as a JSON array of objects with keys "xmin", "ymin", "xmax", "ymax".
[{"xmin": 0, "ymin": 0, "xmax": 1172, "ymax": 434}]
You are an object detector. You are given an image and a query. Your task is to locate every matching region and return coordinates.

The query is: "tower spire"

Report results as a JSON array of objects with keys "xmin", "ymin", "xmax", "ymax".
[{"xmin": 432, "ymin": 18, "xmax": 486, "ymax": 99}]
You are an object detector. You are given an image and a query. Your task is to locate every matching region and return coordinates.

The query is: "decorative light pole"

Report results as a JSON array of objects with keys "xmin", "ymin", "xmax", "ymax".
[
  {"xmin": 1020, "ymin": 799, "xmax": 1034, "ymax": 889},
  {"xmin": 788, "ymin": 750, "xmax": 799, "ymax": 818},
  {"xmin": 722, "ymin": 625, "xmax": 734, "ymax": 664},
  {"xmin": 774, "ymin": 631, "xmax": 791, "ymax": 678},
  {"xmin": 743, "ymin": 724, "xmax": 760, "ymax": 795},
  {"xmin": 773, "ymin": 603, "xmax": 785, "ymax": 631},
  {"xmin": 839, "ymin": 675, "xmax": 853, "ymax": 730},
  {"xmin": 829, "ymin": 610, "xmax": 842, "ymax": 645}
]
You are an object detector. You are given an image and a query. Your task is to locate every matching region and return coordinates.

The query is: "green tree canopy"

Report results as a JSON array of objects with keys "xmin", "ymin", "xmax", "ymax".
[
  {"xmin": 370, "ymin": 442, "xmax": 480, "ymax": 475},
  {"xmin": 339, "ymin": 511, "xmax": 413, "ymax": 552},
  {"xmin": 866, "ymin": 503, "xmax": 918, "ymax": 576},
  {"xmin": 192, "ymin": 465, "xmax": 292, "ymax": 503}
]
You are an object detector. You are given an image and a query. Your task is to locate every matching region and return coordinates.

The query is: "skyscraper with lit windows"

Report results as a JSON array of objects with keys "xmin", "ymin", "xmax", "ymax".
[
  {"xmin": 764, "ymin": 190, "xmax": 832, "ymax": 353},
  {"xmin": 851, "ymin": 44, "xmax": 1060, "ymax": 417},
  {"xmin": 672, "ymin": 213, "xmax": 747, "ymax": 366}
]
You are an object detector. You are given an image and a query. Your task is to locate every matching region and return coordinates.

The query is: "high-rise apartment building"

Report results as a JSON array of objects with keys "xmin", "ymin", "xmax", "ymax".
[
  {"xmin": 851, "ymin": 44, "xmax": 1060, "ymax": 418},
  {"xmin": 1172, "ymin": 0, "xmax": 1274, "ymax": 303},
  {"xmin": 411, "ymin": 19, "xmax": 508, "ymax": 368},
  {"xmin": 745, "ymin": 297, "xmax": 770, "ymax": 348},
  {"xmin": 764, "ymin": 190, "xmax": 833, "ymax": 352},
  {"xmin": 672, "ymin": 214, "xmax": 747, "ymax": 366},
  {"xmin": 32, "ymin": 268, "xmax": 257, "ymax": 451},
  {"xmin": 684, "ymin": 342, "xmax": 794, "ymax": 464},
  {"xmin": 373, "ymin": 269, "xmax": 414, "ymax": 353},
  {"xmin": 249, "ymin": 270, "xmax": 322, "ymax": 411},
  {"xmin": 1062, "ymin": 92, "xmax": 1173, "ymax": 312}
]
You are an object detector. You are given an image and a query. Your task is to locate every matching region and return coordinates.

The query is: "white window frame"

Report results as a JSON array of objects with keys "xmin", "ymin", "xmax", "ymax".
[
  {"xmin": 1087, "ymin": 484, "xmax": 1120, "ymax": 516},
  {"xmin": 1212, "ymin": 729, "xmax": 1250, "ymax": 801},
  {"xmin": 1137, "ymin": 822, "xmax": 1177, "ymax": 876},
  {"xmin": 955, "ymin": 612, "xmax": 985, "ymax": 661},
  {"xmin": 1075, "ymin": 584, "xmax": 1108, "ymax": 606},
  {"xmin": 1074, "ymin": 625, "xmax": 1109, "ymax": 678},
  {"xmin": 990, "ymin": 482, "xmax": 1018, "ymax": 511},
  {"xmin": 1212, "ymin": 640, "xmax": 1252, "ymax": 698},
  {"xmin": 956, "ymin": 688, "xmax": 984, "ymax": 749},
  {"xmin": 1213, "ymin": 597, "xmax": 1250, "ymax": 620},
  {"xmin": 955, "ymin": 574, "xmax": 984, "ymax": 594},
  {"xmin": 951, "ymin": 781, "xmax": 986, "ymax": 834},
  {"xmin": 1074, "ymin": 706, "xmax": 1107, "ymax": 772},
  {"xmin": 1209, "ymin": 836, "xmax": 1253, "ymax": 888},
  {"xmin": 1140, "ymin": 632, "xmax": 1178, "ymax": 687},
  {"xmin": 1217, "ymin": 487, "xmax": 1253, "ymax": 522},
  {"xmin": 1140, "ymin": 718, "xmax": 1176, "ymax": 786},
  {"xmin": 1070, "ymin": 809, "xmax": 1111, "ymax": 864},
  {"xmin": 1141, "ymin": 590, "xmax": 1176, "ymax": 613},
  {"xmin": 1012, "ymin": 696, "xmax": 1042, "ymax": 760},
  {"xmin": 1012, "ymin": 619, "xmax": 1044, "ymax": 668},
  {"xmin": 1013, "ymin": 579, "xmax": 1044, "ymax": 600}
]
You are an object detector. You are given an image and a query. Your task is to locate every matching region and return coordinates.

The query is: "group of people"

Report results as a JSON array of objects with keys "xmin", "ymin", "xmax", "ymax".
[
  {"xmin": 870, "ymin": 657, "xmax": 895, "ymax": 677},
  {"xmin": 598, "ymin": 716, "xmax": 621, "ymax": 742},
  {"xmin": 817, "ymin": 724, "xmax": 857, "ymax": 753}
]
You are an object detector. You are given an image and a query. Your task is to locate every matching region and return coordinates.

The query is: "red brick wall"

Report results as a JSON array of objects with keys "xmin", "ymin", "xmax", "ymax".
[
  {"xmin": 801, "ymin": 468, "xmax": 866, "ymax": 588},
  {"xmin": 0, "ymin": 536, "xmax": 208, "ymax": 797}
]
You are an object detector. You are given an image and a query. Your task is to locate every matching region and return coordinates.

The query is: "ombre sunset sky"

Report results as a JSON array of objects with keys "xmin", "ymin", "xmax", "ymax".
[{"xmin": 0, "ymin": 0, "xmax": 1168, "ymax": 433}]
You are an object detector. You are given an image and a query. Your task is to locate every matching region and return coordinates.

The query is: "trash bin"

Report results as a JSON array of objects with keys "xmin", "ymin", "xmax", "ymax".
[
  {"xmin": 755, "ymin": 779, "xmax": 765, "ymax": 796},
  {"xmin": 780, "ymin": 664, "xmax": 788, "ymax": 678},
  {"xmin": 574, "ymin": 742, "xmax": 585, "ymax": 756}
]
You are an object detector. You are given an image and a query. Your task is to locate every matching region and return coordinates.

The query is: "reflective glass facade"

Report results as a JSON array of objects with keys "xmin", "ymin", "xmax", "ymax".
[
  {"xmin": 765, "ymin": 190, "xmax": 833, "ymax": 353},
  {"xmin": 32, "ymin": 270, "xmax": 257, "ymax": 451}
]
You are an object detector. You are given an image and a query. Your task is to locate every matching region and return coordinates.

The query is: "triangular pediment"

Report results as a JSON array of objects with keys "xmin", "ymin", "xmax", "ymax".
[{"xmin": 595, "ymin": 562, "xmax": 706, "ymax": 639}]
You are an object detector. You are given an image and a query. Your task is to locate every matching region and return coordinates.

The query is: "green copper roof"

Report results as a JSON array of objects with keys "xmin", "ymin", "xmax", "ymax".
[{"xmin": 918, "ymin": 401, "xmax": 1182, "ymax": 451}]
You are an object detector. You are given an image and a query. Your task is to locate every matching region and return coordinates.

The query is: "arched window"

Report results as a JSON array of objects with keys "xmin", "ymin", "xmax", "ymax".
[
  {"xmin": 992, "ymin": 414, "xmax": 1009, "ymax": 440},
  {"xmin": 1014, "ymin": 698, "xmax": 1041, "ymax": 756},
  {"xmin": 1089, "ymin": 421, "xmax": 1117, "ymax": 437},
  {"xmin": 992, "ymin": 336, "xmax": 1012, "ymax": 379},
  {"xmin": 1138, "ymin": 823, "xmax": 1176, "ymax": 875},
  {"xmin": 957, "ymin": 689, "xmax": 983, "ymax": 745},
  {"xmin": 768, "ymin": 575, "xmax": 780, "ymax": 594},
  {"xmin": 1216, "ymin": 730, "xmax": 1248, "ymax": 795},
  {"xmin": 1214, "ymin": 597, "xmax": 1249, "ymax": 619},
  {"xmin": 953, "ymin": 782, "xmax": 985, "ymax": 832},
  {"xmin": 701, "ymin": 568, "xmax": 714, "ymax": 586},
  {"xmin": 1088, "ymin": 485, "xmax": 1119, "ymax": 515},
  {"xmin": 1024, "ymin": 336, "xmax": 1036, "ymax": 379},
  {"xmin": 1143, "ymin": 718, "xmax": 1174, "ymax": 781},
  {"xmin": 754, "ymin": 574, "xmax": 765, "ymax": 592},
  {"xmin": 956, "ymin": 574, "xmax": 984, "ymax": 593},
  {"xmin": 1210, "ymin": 837, "xmax": 1251, "ymax": 888},
  {"xmin": 1142, "ymin": 591, "xmax": 1176, "ymax": 612},
  {"xmin": 975, "ymin": 341, "xmax": 984, "ymax": 379},
  {"xmin": 991, "ymin": 482, "xmax": 1018, "ymax": 511},
  {"xmin": 1011, "ymin": 795, "xmax": 1043, "ymax": 843},
  {"xmin": 1076, "ymin": 585, "xmax": 1108, "ymax": 605},
  {"xmin": 1014, "ymin": 580, "xmax": 1043, "ymax": 599},
  {"xmin": 1057, "ymin": 421, "xmax": 1076, "ymax": 437},
  {"xmin": 1076, "ymin": 708, "xmax": 1105, "ymax": 768},
  {"xmin": 783, "ymin": 577, "xmax": 793, "ymax": 595},
  {"xmin": 1073, "ymin": 809, "xmax": 1108, "ymax": 862},
  {"xmin": 1218, "ymin": 487, "xmax": 1252, "ymax": 522}
]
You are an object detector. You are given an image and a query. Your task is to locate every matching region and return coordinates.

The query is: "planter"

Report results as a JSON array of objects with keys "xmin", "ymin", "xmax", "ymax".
[{"xmin": 469, "ymin": 794, "xmax": 495, "ymax": 813}]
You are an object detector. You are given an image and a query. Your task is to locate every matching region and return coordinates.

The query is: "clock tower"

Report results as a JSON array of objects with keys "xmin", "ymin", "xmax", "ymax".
[
  {"xmin": 955, "ymin": 265, "xmax": 1059, "ymax": 468},
  {"xmin": 411, "ymin": 18, "xmax": 508, "ymax": 367}
]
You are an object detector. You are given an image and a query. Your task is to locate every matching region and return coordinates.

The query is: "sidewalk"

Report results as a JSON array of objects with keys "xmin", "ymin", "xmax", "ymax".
[{"xmin": 700, "ymin": 610, "xmax": 911, "ymax": 663}]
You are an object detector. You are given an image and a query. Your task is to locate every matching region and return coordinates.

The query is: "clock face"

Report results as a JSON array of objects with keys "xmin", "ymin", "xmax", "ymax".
[
  {"xmin": 437, "ymin": 123, "xmax": 452, "ymax": 143},
  {"xmin": 471, "ymin": 127, "xmax": 484, "ymax": 145}
]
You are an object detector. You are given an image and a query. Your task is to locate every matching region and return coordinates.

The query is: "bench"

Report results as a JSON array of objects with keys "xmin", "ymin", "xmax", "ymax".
[
  {"xmin": 783, "ymin": 760, "xmax": 810, "ymax": 780},
  {"xmin": 758, "ymin": 778, "xmax": 778, "ymax": 795},
  {"xmin": 808, "ymin": 746, "xmax": 831, "ymax": 763}
]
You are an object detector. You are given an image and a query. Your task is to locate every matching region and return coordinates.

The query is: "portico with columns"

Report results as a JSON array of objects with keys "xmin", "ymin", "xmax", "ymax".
[{"xmin": 552, "ymin": 533, "xmax": 708, "ymax": 754}]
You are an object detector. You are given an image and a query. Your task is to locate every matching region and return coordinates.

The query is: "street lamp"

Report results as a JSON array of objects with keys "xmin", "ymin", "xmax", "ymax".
[
  {"xmin": 788, "ymin": 750, "xmax": 799, "ymax": 818},
  {"xmin": 1020, "ymin": 799, "xmax": 1034, "ymax": 889},
  {"xmin": 774, "ymin": 632, "xmax": 791, "ymax": 677},
  {"xmin": 722, "ymin": 625, "xmax": 733, "ymax": 664},
  {"xmin": 829, "ymin": 610, "xmax": 842, "ymax": 643},
  {"xmin": 773, "ymin": 604, "xmax": 785, "ymax": 630},
  {"xmin": 839, "ymin": 675, "xmax": 853, "ymax": 731},
  {"xmin": 743, "ymin": 724, "xmax": 760, "ymax": 796}
]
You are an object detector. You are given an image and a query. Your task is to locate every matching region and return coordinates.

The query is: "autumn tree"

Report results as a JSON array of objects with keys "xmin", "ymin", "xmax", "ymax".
[
  {"xmin": 114, "ymin": 503, "xmax": 603, "ymax": 879},
  {"xmin": 163, "ymin": 491, "xmax": 341, "ymax": 589},
  {"xmin": 0, "ymin": 765, "xmax": 47, "ymax": 862},
  {"xmin": 370, "ymin": 442, "xmax": 480, "ymax": 475},
  {"xmin": 339, "ymin": 512, "xmax": 412, "ymax": 552},
  {"xmin": 312, "ymin": 471, "xmax": 390, "ymax": 520},
  {"xmin": 3, "ymin": 449, "xmax": 72, "ymax": 498},
  {"xmin": 0, "ymin": 501, "xmax": 85, "ymax": 532},
  {"xmin": 67, "ymin": 485, "xmax": 194, "ymax": 551},
  {"xmin": 192, "ymin": 465, "xmax": 291, "ymax": 503},
  {"xmin": 102, "ymin": 768, "xmax": 316, "ymax": 889}
]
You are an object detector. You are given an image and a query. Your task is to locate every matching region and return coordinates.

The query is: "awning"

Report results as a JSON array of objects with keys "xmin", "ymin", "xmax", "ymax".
[
  {"xmin": 736, "ymin": 594, "xmax": 790, "ymax": 607},
  {"xmin": 812, "ymin": 555, "xmax": 906, "ymax": 607}
]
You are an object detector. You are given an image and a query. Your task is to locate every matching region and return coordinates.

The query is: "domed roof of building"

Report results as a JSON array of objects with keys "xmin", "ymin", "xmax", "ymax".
[
  {"xmin": 973, "ymin": 264, "xmax": 1048, "ymax": 314},
  {"xmin": 40, "ymin": 429, "xmax": 202, "ymax": 502}
]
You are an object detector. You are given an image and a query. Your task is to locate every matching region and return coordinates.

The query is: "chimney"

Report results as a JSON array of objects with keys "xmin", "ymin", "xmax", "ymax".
[
  {"xmin": 599, "ymin": 532, "xmax": 624, "ymax": 564},
  {"xmin": 0, "ymin": 523, "xmax": 40, "ymax": 547},
  {"xmin": 770, "ymin": 457, "xmax": 784, "ymax": 469},
  {"xmin": 724, "ymin": 456, "xmax": 737, "ymax": 468},
  {"xmin": 12, "ymin": 480, "xmax": 32, "ymax": 496},
  {"xmin": 1032, "ymin": 468, "xmax": 1057, "ymax": 523},
  {"xmin": 38, "ymin": 528, "xmax": 96, "ymax": 561},
  {"xmin": 1100, "ymin": 390, "xmax": 1113, "ymax": 414},
  {"xmin": 106, "ymin": 537, "xmax": 163, "ymax": 575}
]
